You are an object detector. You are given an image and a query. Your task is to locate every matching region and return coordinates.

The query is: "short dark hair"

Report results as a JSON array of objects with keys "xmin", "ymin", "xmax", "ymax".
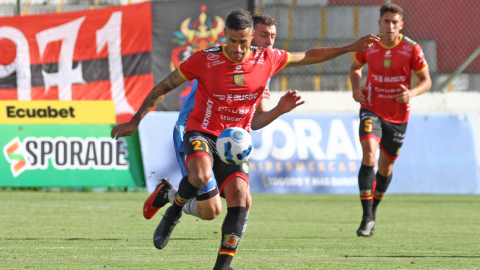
[
  {"xmin": 225, "ymin": 9, "xmax": 253, "ymax": 31},
  {"xmin": 380, "ymin": 3, "xmax": 404, "ymax": 19},
  {"xmin": 253, "ymin": 14, "xmax": 277, "ymax": 27}
]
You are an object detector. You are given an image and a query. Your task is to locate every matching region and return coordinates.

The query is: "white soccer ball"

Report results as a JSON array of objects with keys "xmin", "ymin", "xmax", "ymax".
[{"xmin": 216, "ymin": 127, "xmax": 254, "ymax": 165}]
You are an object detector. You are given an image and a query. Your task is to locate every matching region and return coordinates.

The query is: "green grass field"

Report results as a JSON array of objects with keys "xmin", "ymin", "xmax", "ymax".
[{"xmin": 1, "ymin": 192, "xmax": 480, "ymax": 269}]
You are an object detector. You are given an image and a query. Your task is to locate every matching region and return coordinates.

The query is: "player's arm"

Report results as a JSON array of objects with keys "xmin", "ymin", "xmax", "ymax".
[
  {"xmin": 111, "ymin": 70, "xmax": 187, "ymax": 139},
  {"xmin": 350, "ymin": 60, "xmax": 367, "ymax": 103},
  {"xmin": 251, "ymin": 90, "xmax": 304, "ymax": 130},
  {"xmin": 286, "ymin": 35, "xmax": 380, "ymax": 67},
  {"xmin": 396, "ymin": 67, "xmax": 432, "ymax": 103}
]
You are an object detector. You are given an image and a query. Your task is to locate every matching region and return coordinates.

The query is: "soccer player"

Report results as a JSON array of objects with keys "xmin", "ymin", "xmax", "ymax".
[
  {"xmin": 143, "ymin": 14, "xmax": 281, "ymax": 228},
  {"xmin": 350, "ymin": 3, "xmax": 432, "ymax": 237},
  {"xmin": 112, "ymin": 10, "xmax": 378, "ymax": 269}
]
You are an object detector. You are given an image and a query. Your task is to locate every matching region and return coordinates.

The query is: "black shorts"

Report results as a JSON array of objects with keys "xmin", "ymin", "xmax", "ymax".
[
  {"xmin": 359, "ymin": 108, "xmax": 408, "ymax": 160},
  {"xmin": 183, "ymin": 130, "xmax": 250, "ymax": 196}
]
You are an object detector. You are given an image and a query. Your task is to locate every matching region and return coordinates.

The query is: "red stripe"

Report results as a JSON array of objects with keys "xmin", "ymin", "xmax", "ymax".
[
  {"xmin": 372, "ymin": 180, "xmax": 377, "ymax": 202},
  {"xmin": 219, "ymin": 173, "xmax": 249, "ymax": 198},
  {"xmin": 379, "ymin": 146, "xmax": 398, "ymax": 160},
  {"xmin": 185, "ymin": 152, "xmax": 212, "ymax": 172},
  {"xmin": 360, "ymin": 134, "xmax": 380, "ymax": 143}
]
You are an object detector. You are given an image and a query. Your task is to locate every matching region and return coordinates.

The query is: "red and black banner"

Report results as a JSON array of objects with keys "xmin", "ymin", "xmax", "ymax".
[
  {"xmin": 0, "ymin": 3, "xmax": 153, "ymax": 123},
  {"xmin": 151, "ymin": 0, "xmax": 250, "ymax": 111}
]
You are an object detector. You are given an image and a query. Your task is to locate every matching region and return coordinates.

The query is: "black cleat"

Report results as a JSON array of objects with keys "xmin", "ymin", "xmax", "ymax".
[
  {"xmin": 143, "ymin": 178, "xmax": 173, "ymax": 220},
  {"xmin": 153, "ymin": 205, "xmax": 182, "ymax": 249},
  {"xmin": 357, "ymin": 217, "xmax": 375, "ymax": 237}
]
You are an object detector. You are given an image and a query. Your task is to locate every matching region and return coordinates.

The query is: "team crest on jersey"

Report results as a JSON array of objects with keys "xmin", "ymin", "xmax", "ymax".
[
  {"xmin": 384, "ymin": 59, "xmax": 391, "ymax": 68},
  {"xmin": 234, "ymin": 75, "xmax": 243, "ymax": 86}
]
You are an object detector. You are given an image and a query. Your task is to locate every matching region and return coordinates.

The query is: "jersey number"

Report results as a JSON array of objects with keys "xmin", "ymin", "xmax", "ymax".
[
  {"xmin": 364, "ymin": 119, "xmax": 373, "ymax": 132},
  {"xmin": 193, "ymin": 140, "xmax": 209, "ymax": 153}
]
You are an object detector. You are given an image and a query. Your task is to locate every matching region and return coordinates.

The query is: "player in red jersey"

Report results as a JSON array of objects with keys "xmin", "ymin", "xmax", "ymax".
[
  {"xmin": 350, "ymin": 4, "xmax": 432, "ymax": 237},
  {"xmin": 112, "ymin": 10, "xmax": 378, "ymax": 269}
]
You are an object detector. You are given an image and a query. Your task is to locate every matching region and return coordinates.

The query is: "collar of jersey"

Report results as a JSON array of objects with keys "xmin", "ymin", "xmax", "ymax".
[
  {"xmin": 222, "ymin": 45, "xmax": 252, "ymax": 63},
  {"xmin": 378, "ymin": 33, "xmax": 403, "ymax": 49}
]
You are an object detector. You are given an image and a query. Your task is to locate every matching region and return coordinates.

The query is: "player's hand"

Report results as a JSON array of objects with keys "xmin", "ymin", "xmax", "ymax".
[
  {"xmin": 396, "ymin": 84, "xmax": 413, "ymax": 103},
  {"xmin": 353, "ymin": 87, "xmax": 368, "ymax": 103},
  {"xmin": 277, "ymin": 89, "xmax": 305, "ymax": 114},
  {"xmin": 262, "ymin": 86, "xmax": 271, "ymax": 99},
  {"xmin": 351, "ymin": 34, "xmax": 380, "ymax": 52},
  {"xmin": 111, "ymin": 119, "xmax": 140, "ymax": 140}
]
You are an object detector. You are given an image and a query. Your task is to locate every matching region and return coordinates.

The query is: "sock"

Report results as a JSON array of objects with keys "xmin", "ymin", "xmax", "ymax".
[
  {"xmin": 167, "ymin": 187, "xmax": 178, "ymax": 205},
  {"xmin": 214, "ymin": 207, "xmax": 247, "ymax": 270},
  {"xmin": 171, "ymin": 176, "xmax": 199, "ymax": 216},
  {"xmin": 182, "ymin": 198, "xmax": 200, "ymax": 218},
  {"xmin": 372, "ymin": 172, "xmax": 393, "ymax": 218},
  {"xmin": 242, "ymin": 212, "xmax": 249, "ymax": 234},
  {"xmin": 358, "ymin": 164, "xmax": 375, "ymax": 220}
]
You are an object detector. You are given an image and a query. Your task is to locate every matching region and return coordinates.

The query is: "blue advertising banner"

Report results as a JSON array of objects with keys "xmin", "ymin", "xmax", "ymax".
[{"xmin": 139, "ymin": 112, "xmax": 480, "ymax": 194}]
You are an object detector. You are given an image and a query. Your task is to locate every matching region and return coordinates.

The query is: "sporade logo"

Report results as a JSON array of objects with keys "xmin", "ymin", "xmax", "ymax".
[{"xmin": 3, "ymin": 136, "xmax": 129, "ymax": 177}]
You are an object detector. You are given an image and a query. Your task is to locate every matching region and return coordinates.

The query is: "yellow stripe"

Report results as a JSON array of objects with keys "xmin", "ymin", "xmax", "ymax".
[
  {"xmin": 288, "ymin": 7, "xmax": 293, "ymax": 39},
  {"xmin": 176, "ymin": 67, "xmax": 190, "ymax": 81},
  {"xmin": 284, "ymin": 52, "xmax": 292, "ymax": 68},
  {"xmin": 378, "ymin": 34, "xmax": 403, "ymax": 49},
  {"xmin": 354, "ymin": 56, "xmax": 366, "ymax": 66},
  {"xmin": 314, "ymin": 76, "xmax": 321, "ymax": 91},
  {"xmin": 321, "ymin": 7, "xmax": 326, "ymax": 38},
  {"xmin": 222, "ymin": 45, "xmax": 251, "ymax": 63},
  {"xmin": 414, "ymin": 64, "xmax": 428, "ymax": 74},
  {"xmin": 361, "ymin": 196, "xmax": 373, "ymax": 200},
  {"xmin": 220, "ymin": 251, "xmax": 235, "ymax": 256}
]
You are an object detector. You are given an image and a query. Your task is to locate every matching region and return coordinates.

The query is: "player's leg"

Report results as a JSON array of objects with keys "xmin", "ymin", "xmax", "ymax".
[
  {"xmin": 153, "ymin": 131, "xmax": 214, "ymax": 249},
  {"xmin": 212, "ymin": 159, "xmax": 250, "ymax": 270},
  {"xmin": 372, "ymin": 121, "xmax": 408, "ymax": 219},
  {"xmin": 357, "ymin": 109, "xmax": 382, "ymax": 237}
]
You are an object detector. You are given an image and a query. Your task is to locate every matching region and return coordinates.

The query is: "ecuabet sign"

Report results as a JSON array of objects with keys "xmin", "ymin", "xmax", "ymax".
[{"xmin": 0, "ymin": 3, "xmax": 153, "ymax": 123}]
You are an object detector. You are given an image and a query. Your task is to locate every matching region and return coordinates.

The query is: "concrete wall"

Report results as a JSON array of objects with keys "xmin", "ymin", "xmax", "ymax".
[{"xmin": 267, "ymin": 91, "xmax": 480, "ymax": 165}]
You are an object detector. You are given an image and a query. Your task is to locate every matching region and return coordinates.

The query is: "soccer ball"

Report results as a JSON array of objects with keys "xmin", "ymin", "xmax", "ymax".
[{"xmin": 216, "ymin": 127, "xmax": 254, "ymax": 165}]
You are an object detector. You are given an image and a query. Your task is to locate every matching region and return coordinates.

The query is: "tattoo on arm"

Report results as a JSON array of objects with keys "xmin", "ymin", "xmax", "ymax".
[{"xmin": 132, "ymin": 70, "xmax": 186, "ymax": 122}]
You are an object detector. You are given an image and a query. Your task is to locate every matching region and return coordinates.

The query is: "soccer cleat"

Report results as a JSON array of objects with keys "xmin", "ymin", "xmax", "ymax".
[
  {"xmin": 356, "ymin": 217, "xmax": 375, "ymax": 237},
  {"xmin": 153, "ymin": 206, "xmax": 182, "ymax": 249},
  {"xmin": 143, "ymin": 178, "xmax": 173, "ymax": 220}
]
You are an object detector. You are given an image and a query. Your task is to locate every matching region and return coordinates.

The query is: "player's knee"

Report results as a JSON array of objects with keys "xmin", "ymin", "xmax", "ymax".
[
  {"xmin": 189, "ymin": 170, "xmax": 212, "ymax": 187},
  {"xmin": 198, "ymin": 200, "xmax": 222, "ymax": 220},
  {"xmin": 362, "ymin": 151, "xmax": 376, "ymax": 165},
  {"xmin": 200, "ymin": 206, "xmax": 222, "ymax": 220}
]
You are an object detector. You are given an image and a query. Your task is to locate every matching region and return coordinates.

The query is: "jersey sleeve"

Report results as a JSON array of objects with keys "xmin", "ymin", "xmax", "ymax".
[
  {"xmin": 412, "ymin": 44, "xmax": 428, "ymax": 73},
  {"xmin": 177, "ymin": 52, "xmax": 202, "ymax": 81},
  {"xmin": 267, "ymin": 48, "xmax": 291, "ymax": 76},
  {"xmin": 355, "ymin": 50, "xmax": 367, "ymax": 65}
]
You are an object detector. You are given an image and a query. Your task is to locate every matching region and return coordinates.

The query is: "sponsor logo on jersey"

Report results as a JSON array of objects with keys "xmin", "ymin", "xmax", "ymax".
[
  {"xmin": 201, "ymin": 99, "xmax": 214, "ymax": 129},
  {"xmin": 383, "ymin": 59, "xmax": 391, "ymax": 68},
  {"xmin": 403, "ymin": 44, "xmax": 413, "ymax": 51},
  {"xmin": 398, "ymin": 50, "xmax": 410, "ymax": 57},
  {"xmin": 384, "ymin": 50, "xmax": 392, "ymax": 58},
  {"xmin": 207, "ymin": 53, "xmax": 221, "ymax": 61},
  {"xmin": 234, "ymin": 75, "xmax": 244, "ymax": 86},
  {"xmin": 218, "ymin": 107, "xmax": 250, "ymax": 114},
  {"xmin": 372, "ymin": 75, "xmax": 406, "ymax": 83},
  {"xmin": 234, "ymin": 65, "xmax": 243, "ymax": 73}
]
